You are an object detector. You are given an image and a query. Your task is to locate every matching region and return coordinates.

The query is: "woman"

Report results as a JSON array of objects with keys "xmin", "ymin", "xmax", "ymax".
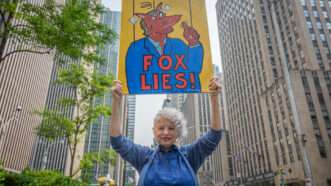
[{"xmin": 110, "ymin": 78, "xmax": 223, "ymax": 186}]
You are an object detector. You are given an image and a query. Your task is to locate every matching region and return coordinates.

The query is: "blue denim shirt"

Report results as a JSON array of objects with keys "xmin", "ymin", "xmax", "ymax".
[{"xmin": 110, "ymin": 129, "xmax": 222, "ymax": 186}]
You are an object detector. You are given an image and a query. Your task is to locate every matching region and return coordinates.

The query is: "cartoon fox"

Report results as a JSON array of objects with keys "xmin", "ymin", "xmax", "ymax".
[{"xmin": 126, "ymin": 2, "xmax": 204, "ymax": 94}]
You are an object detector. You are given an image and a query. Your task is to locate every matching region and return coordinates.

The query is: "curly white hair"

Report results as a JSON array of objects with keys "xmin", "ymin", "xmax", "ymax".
[{"xmin": 153, "ymin": 107, "xmax": 188, "ymax": 138}]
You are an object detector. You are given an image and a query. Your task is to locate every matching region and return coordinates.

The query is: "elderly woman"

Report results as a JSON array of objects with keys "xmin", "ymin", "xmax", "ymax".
[{"xmin": 110, "ymin": 78, "xmax": 222, "ymax": 186}]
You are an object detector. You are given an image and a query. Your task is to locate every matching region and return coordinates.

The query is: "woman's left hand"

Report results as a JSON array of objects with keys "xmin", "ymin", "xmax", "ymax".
[{"xmin": 209, "ymin": 77, "xmax": 221, "ymax": 96}]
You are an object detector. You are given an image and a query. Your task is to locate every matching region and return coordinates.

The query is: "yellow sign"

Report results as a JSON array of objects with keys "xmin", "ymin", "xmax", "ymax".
[{"xmin": 118, "ymin": 0, "xmax": 212, "ymax": 94}]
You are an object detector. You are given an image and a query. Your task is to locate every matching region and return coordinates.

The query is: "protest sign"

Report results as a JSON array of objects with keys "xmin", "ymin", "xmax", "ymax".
[{"xmin": 118, "ymin": 0, "xmax": 212, "ymax": 94}]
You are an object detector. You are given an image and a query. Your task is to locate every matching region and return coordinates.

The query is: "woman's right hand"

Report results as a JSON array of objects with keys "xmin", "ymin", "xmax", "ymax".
[
  {"xmin": 111, "ymin": 80, "xmax": 123, "ymax": 101},
  {"xmin": 110, "ymin": 80, "xmax": 123, "ymax": 137}
]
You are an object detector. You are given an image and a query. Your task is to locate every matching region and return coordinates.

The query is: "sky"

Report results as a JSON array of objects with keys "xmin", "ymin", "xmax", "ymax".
[{"xmin": 102, "ymin": 0, "xmax": 221, "ymax": 146}]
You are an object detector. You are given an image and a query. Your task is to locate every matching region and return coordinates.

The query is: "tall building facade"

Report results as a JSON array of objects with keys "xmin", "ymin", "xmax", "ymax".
[
  {"xmin": 216, "ymin": 0, "xmax": 331, "ymax": 185},
  {"xmin": 29, "ymin": 56, "xmax": 75, "ymax": 173},
  {"xmin": 123, "ymin": 95, "xmax": 137, "ymax": 186},
  {"xmin": 83, "ymin": 9, "xmax": 121, "ymax": 183},
  {"xmin": 164, "ymin": 94, "xmax": 187, "ymax": 111},
  {"xmin": 0, "ymin": 1, "xmax": 54, "ymax": 172}
]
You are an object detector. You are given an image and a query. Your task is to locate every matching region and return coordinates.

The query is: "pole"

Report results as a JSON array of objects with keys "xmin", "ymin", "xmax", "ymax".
[
  {"xmin": 41, "ymin": 143, "xmax": 50, "ymax": 170},
  {"xmin": 270, "ymin": 3, "xmax": 313, "ymax": 186}
]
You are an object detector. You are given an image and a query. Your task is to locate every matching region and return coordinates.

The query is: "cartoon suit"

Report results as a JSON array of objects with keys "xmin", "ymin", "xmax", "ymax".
[{"xmin": 125, "ymin": 37, "xmax": 203, "ymax": 94}]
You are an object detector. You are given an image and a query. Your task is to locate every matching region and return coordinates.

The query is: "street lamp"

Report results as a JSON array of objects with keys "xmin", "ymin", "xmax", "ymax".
[{"xmin": 0, "ymin": 105, "xmax": 22, "ymax": 141}]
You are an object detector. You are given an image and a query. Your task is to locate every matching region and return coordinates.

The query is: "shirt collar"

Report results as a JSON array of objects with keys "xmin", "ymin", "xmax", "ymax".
[
  {"xmin": 158, "ymin": 144, "xmax": 178, "ymax": 152},
  {"xmin": 148, "ymin": 37, "xmax": 167, "ymax": 55}
]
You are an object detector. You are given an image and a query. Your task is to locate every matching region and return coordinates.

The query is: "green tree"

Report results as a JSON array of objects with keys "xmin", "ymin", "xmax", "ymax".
[
  {"xmin": 36, "ymin": 64, "xmax": 114, "ymax": 177},
  {"xmin": 0, "ymin": 168, "xmax": 87, "ymax": 186},
  {"xmin": 32, "ymin": 0, "xmax": 116, "ymax": 178},
  {"xmin": 0, "ymin": 0, "xmax": 114, "ymax": 64},
  {"xmin": 80, "ymin": 149, "xmax": 117, "ymax": 183}
]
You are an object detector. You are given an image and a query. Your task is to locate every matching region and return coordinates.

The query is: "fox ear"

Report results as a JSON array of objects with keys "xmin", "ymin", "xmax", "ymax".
[
  {"xmin": 156, "ymin": 2, "xmax": 163, "ymax": 10},
  {"xmin": 130, "ymin": 13, "xmax": 146, "ymax": 24},
  {"xmin": 129, "ymin": 15, "xmax": 139, "ymax": 24}
]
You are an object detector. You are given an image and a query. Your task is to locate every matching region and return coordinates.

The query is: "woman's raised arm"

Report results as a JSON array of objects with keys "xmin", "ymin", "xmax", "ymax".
[
  {"xmin": 110, "ymin": 80, "xmax": 123, "ymax": 137},
  {"xmin": 209, "ymin": 77, "xmax": 222, "ymax": 131}
]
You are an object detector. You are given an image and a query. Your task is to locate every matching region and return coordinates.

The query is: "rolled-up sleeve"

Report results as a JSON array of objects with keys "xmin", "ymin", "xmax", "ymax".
[
  {"xmin": 183, "ymin": 129, "xmax": 223, "ymax": 172},
  {"xmin": 110, "ymin": 135, "xmax": 153, "ymax": 172}
]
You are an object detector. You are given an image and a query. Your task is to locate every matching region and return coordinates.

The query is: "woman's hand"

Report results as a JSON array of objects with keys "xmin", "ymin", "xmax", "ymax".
[
  {"xmin": 111, "ymin": 80, "xmax": 123, "ymax": 101},
  {"xmin": 209, "ymin": 77, "xmax": 222, "ymax": 130},
  {"xmin": 110, "ymin": 80, "xmax": 123, "ymax": 137},
  {"xmin": 209, "ymin": 77, "xmax": 221, "ymax": 97}
]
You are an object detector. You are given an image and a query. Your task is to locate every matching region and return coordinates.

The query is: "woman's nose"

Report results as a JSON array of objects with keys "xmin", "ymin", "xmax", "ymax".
[{"xmin": 163, "ymin": 129, "xmax": 169, "ymax": 134}]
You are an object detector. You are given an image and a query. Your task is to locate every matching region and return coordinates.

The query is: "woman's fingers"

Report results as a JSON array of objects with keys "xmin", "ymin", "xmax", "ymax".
[
  {"xmin": 111, "ymin": 80, "xmax": 123, "ymax": 98},
  {"xmin": 209, "ymin": 77, "xmax": 221, "ymax": 93}
]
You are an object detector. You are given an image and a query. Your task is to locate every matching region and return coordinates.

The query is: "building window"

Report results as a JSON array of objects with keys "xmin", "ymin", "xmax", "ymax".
[
  {"xmin": 274, "ymin": 145, "xmax": 280, "ymax": 166},
  {"xmin": 311, "ymin": 115, "xmax": 319, "ymax": 129},
  {"xmin": 313, "ymin": 10, "xmax": 318, "ymax": 17},
  {"xmin": 302, "ymin": 77, "xmax": 310, "ymax": 95},
  {"xmin": 317, "ymin": 138, "xmax": 327, "ymax": 158},
  {"xmin": 301, "ymin": 0, "xmax": 306, "ymax": 5},
  {"xmin": 322, "ymin": 11, "xmax": 327, "ymax": 18},
  {"xmin": 304, "ymin": 10, "xmax": 309, "ymax": 17}
]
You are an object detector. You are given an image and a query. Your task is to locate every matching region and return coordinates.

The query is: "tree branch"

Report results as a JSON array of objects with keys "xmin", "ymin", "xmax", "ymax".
[
  {"xmin": 71, "ymin": 167, "xmax": 81, "ymax": 177},
  {"xmin": 0, "ymin": 48, "xmax": 52, "ymax": 62},
  {"xmin": 67, "ymin": 135, "xmax": 73, "ymax": 158},
  {"xmin": 0, "ymin": 10, "xmax": 5, "ymax": 26}
]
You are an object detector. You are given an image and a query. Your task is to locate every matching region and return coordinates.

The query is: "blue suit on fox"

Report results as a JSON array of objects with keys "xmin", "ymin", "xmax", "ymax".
[{"xmin": 125, "ymin": 37, "xmax": 204, "ymax": 94}]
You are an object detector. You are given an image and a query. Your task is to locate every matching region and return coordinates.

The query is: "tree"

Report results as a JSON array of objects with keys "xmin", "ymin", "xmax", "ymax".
[
  {"xmin": 36, "ymin": 63, "xmax": 114, "ymax": 177},
  {"xmin": 33, "ymin": 0, "xmax": 116, "ymax": 178},
  {"xmin": 0, "ymin": 0, "xmax": 114, "ymax": 64},
  {"xmin": 80, "ymin": 149, "xmax": 117, "ymax": 183},
  {"xmin": 0, "ymin": 168, "xmax": 87, "ymax": 186}
]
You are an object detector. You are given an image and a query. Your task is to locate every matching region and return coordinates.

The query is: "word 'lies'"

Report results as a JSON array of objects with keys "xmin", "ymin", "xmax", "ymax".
[{"xmin": 140, "ymin": 55, "xmax": 196, "ymax": 90}]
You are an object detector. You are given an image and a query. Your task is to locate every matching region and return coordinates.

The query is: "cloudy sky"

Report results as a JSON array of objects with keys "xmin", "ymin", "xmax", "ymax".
[{"xmin": 102, "ymin": 0, "xmax": 221, "ymax": 146}]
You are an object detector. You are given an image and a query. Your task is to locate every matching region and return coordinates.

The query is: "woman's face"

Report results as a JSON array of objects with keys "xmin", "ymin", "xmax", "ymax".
[{"xmin": 153, "ymin": 117, "xmax": 178, "ymax": 149}]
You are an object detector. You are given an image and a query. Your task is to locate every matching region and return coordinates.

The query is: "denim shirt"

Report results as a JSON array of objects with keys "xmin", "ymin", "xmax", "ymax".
[{"xmin": 110, "ymin": 129, "xmax": 223, "ymax": 186}]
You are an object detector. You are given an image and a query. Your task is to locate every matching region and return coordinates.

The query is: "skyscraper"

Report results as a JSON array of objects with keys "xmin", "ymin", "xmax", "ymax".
[
  {"xmin": 29, "ymin": 57, "xmax": 75, "ymax": 173},
  {"xmin": 123, "ymin": 95, "xmax": 136, "ymax": 186},
  {"xmin": 83, "ymin": 9, "xmax": 121, "ymax": 183},
  {"xmin": 165, "ymin": 94, "xmax": 187, "ymax": 111},
  {"xmin": 0, "ymin": 0, "xmax": 54, "ymax": 172},
  {"xmin": 216, "ymin": 0, "xmax": 331, "ymax": 185}
]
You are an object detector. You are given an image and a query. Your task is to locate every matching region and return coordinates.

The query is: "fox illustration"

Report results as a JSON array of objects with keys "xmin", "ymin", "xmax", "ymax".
[{"xmin": 126, "ymin": 2, "xmax": 204, "ymax": 94}]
